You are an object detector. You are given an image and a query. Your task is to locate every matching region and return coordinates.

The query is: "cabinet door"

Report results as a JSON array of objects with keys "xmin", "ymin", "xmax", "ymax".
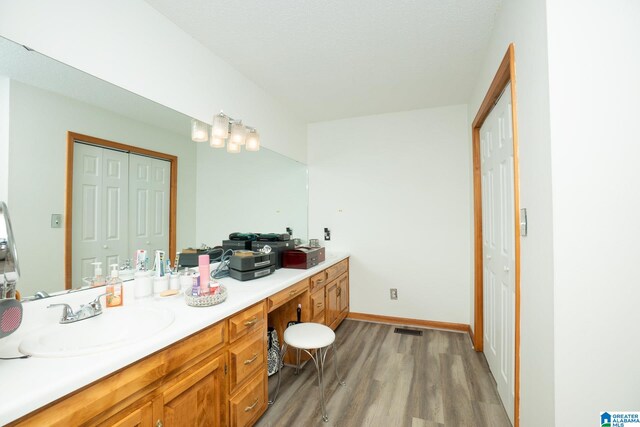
[
  {"xmin": 325, "ymin": 280, "xmax": 339, "ymax": 329},
  {"xmin": 337, "ymin": 273, "xmax": 349, "ymax": 314},
  {"xmin": 155, "ymin": 352, "xmax": 226, "ymax": 427}
]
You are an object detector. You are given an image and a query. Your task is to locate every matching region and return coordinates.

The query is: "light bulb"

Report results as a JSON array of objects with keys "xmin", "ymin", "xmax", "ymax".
[
  {"xmin": 230, "ymin": 121, "xmax": 247, "ymax": 145},
  {"xmin": 191, "ymin": 119, "xmax": 209, "ymax": 142},
  {"xmin": 227, "ymin": 140, "xmax": 241, "ymax": 153},
  {"xmin": 245, "ymin": 130, "xmax": 260, "ymax": 151},
  {"xmin": 212, "ymin": 113, "xmax": 229, "ymax": 139},
  {"xmin": 209, "ymin": 135, "xmax": 225, "ymax": 148}
]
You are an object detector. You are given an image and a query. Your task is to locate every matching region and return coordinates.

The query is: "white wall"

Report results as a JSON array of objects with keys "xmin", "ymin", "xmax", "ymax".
[
  {"xmin": 467, "ymin": 0, "xmax": 556, "ymax": 424},
  {"xmin": 7, "ymin": 80, "xmax": 196, "ymax": 296},
  {"xmin": 546, "ymin": 1, "xmax": 640, "ymax": 425},
  {"xmin": 195, "ymin": 143, "xmax": 308, "ymax": 245},
  {"xmin": 0, "ymin": 0, "xmax": 307, "ymax": 163},
  {"xmin": 308, "ymin": 105, "xmax": 471, "ymax": 324},
  {"xmin": 0, "ymin": 77, "xmax": 8, "ymax": 201}
]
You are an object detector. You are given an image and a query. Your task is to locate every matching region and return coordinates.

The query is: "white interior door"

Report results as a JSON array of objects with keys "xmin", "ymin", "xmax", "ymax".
[
  {"xmin": 480, "ymin": 82, "xmax": 515, "ymax": 423},
  {"xmin": 129, "ymin": 154, "xmax": 170, "ymax": 264},
  {"xmin": 72, "ymin": 143, "xmax": 128, "ymax": 287}
]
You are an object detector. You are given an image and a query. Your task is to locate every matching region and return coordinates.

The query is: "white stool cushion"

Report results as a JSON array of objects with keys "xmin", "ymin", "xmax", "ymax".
[{"xmin": 284, "ymin": 323, "xmax": 335, "ymax": 349}]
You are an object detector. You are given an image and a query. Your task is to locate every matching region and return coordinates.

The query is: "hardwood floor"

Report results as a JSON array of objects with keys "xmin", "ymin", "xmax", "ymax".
[{"xmin": 255, "ymin": 319, "xmax": 511, "ymax": 427}]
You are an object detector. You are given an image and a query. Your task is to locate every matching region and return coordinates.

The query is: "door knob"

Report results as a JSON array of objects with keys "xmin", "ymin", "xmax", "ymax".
[
  {"xmin": 486, "ymin": 255, "xmax": 492, "ymax": 260},
  {"xmin": 146, "ymin": 241, "xmax": 150, "ymax": 245},
  {"xmin": 504, "ymin": 266, "xmax": 510, "ymax": 272},
  {"xmin": 103, "ymin": 245, "xmax": 108, "ymax": 249}
]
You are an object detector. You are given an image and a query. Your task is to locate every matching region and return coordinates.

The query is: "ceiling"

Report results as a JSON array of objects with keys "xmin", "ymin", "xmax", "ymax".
[{"xmin": 145, "ymin": 0, "xmax": 502, "ymax": 123}]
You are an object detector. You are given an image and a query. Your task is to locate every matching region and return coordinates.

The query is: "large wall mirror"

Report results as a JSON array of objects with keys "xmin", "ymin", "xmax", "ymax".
[{"xmin": 0, "ymin": 36, "xmax": 308, "ymax": 299}]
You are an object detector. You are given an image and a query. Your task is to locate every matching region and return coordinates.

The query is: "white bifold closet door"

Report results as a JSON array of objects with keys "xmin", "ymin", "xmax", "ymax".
[
  {"xmin": 480, "ymin": 82, "xmax": 515, "ymax": 423},
  {"xmin": 72, "ymin": 143, "xmax": 129, "ymax": 287},
  {"xmin": 128, "ymin": 153, "xmax": 170, "ymax": 266}
]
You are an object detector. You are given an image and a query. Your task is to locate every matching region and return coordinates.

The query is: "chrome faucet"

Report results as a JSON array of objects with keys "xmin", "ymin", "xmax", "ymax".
[
  {"xmin": 0, "ymin": 201, "xmax": 20, "ymax": 300},
  {"xmin": 48, "ymin": 293, "xmax": 109, "ymax": 324}
]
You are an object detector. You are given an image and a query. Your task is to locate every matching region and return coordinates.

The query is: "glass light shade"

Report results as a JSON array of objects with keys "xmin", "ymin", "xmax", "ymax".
[
  {"xmin": 191, "ymin": 119, "xmax": 209, "ymax": 142},
  {"xmin": 212, "ymin": 113, "xmax": 229, "ymax": 139},
  {"xmin": 226, "ymin": 140, "xmax": 241, "ymax": 153},
  {"xmin": 230, "ymin": 122, "xmax": 247, "ymax": 145},
  {"xmin": 245, "ymin": 130, "xmax": 260, "ymax": 151},
  {"xmin": 209, "ymin": 135, "xmax": 225, "ymax": 148}
]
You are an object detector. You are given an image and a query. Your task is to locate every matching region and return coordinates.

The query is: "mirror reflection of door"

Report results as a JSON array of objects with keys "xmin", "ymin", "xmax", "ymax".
[{"xmin": 71, "ymin": 141, "xmax": 170, "ymax": 287}]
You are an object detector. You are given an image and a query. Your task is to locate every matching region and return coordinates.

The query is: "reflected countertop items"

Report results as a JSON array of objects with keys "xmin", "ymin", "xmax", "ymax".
[{"xmin": 0, "ymin": 252, "xmax": 348, "ymax": 425}]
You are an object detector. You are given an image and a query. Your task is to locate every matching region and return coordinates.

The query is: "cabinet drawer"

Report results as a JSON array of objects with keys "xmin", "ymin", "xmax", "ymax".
[
  {"xmin": 267, "ymin": 279, "xmax": 308, "ymax": 313},
  {"xmin": 311, "ymin": 289, "xmax": 325, "ymax": 320},
  {"xmin": 309, "ymin": 271, "xmax": 327, "ymax": 294},
  {"xmin": 229, "ymin": 329, "xmax": 266, "ymax": 393},
  {"xmin": 230, "ymin": 371, "xmax": 267, "ymax": 427},
  {"xmin": 325, "ymin": 259, "xmax": 348, "ymax": 283},
  {"xmin": 229, "ymin": 301, "xmax": 266, "ymax": 343}
]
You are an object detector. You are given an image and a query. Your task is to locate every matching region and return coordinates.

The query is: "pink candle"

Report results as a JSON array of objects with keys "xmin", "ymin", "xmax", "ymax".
[{"xmin": 198, "ymin": 254, "xmax": 210, "ymax": 293}]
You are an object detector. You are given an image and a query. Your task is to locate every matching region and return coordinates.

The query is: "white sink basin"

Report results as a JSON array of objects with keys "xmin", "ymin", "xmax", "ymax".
[{"xmin": 19, "ymin": 305, "xmax": 174, "ymax": 358}]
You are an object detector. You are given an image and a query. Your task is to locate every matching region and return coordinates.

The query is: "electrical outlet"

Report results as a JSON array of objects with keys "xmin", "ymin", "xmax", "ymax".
[
  {"xmin": 324, "ymin": 227, "xmax": 331, "ymax": 241},
  {"xmin": 390, "ymin": 288, "xmax": 398, "ymax": 300}
]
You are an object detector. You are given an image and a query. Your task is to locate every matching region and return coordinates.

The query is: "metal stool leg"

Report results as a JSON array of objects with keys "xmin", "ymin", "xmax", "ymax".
[
  {"xmin": 294, "ymin": 347, "xmax": 301, "ymax": 374},
  {"xmin": 306, "ymin": 347, "xmax": 329, "ymax": 422},
  {"xmin": 331, "ymin": 342, "xmax": 347, "ymax": 386},
  {"xmin": 269, "ymin": 342, "xmax": 287, "ymax": 405}
]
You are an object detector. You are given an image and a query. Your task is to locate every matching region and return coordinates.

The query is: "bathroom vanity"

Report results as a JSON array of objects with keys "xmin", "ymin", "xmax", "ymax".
[{"xmin": 0, "ymin": 254, "xmax": 349, "ymax": 426}]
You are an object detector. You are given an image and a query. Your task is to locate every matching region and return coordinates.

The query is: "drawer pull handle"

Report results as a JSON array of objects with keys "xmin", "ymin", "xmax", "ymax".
[
  {"xmin": 337, "ymin": 287, "xmax": 342, "ymax": 297},
  {"xmin": 244, "ymin": 398, "xmax": 259, "ymax": 412},
  {"xmin": 316, "ymin": 303, "xmax": 323, "ymax": 307},
  {"xmin": 244, "ymin": 353, "xmax": 259, "ymax": 365},
  {"xmin": 289, "ymin": 290, "xmax": 297, "ymax": 296},
  {"xmin": 156, "ymin": 420, "xmax": 163, "ymax": 427},
  {"xmin": 244, "ymin": 317, "xmax": 258, "ymax": 327},
  {"xmin": 316, "ymin": 279, "xmax": 324, "ymax": 284}
]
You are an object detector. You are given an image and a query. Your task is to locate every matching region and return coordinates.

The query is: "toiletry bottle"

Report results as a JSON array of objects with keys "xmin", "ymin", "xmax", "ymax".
[
  {"xmin": 91, "ymin": 262, "xmax": 105, "ymax": 287},
  {"xmin": 106, "ymin": 264, "xmax": 123, "ymax": 307},
  {"xmin": 198, "ymin": 254, "xmax": 210, "ymax": 294}
]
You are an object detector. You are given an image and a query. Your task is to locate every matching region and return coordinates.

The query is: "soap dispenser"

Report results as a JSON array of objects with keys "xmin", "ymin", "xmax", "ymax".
[
  {"xmin": 91, "ymin": 262, "xmax": 105, "ymax": 288},
  {"xmin": 106, "ymin": 264, "xmax": 123, "ymax": 307}
]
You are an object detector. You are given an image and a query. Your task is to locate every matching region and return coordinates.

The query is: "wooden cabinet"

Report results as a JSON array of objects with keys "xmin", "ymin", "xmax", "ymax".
[
  {"xmin": 154, "ymin": 352, "xmax": 227, "ymax": 427},
  {"xmin": 13, "ymin": 260, "xmax": 348, "ymax": 427},
  {"xmin": 326, "ymin": 271, "xmax": 349, "ymax": 330}
]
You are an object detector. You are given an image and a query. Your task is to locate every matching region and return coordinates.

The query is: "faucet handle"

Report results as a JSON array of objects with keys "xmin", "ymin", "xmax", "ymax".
[
  {"xmin": 47, "ymin": 303, "xmax": 75, "ymax": 321},
  {"xmin": 89, "ymin": 292, "xmax": 113, "ymax": 311}
]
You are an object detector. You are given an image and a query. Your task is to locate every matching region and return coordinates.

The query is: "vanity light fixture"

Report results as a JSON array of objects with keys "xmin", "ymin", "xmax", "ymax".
[
  {"xmin": 194, "ymin": 111, "xmax": 260, "ymax": 152},
  {"xmin": 245, "ymin": 128, "xmax": 260, "ymax": 152},
  {"xmin": 209, "ymin": 135, "xmax": 225, "ymax": 148},
  {"xmin": 226, "ymin": 140, "xmax": 241, "ymax": 154},
  {"xmin": 212, "ymin": 112, "xmax": 229, "ymax": 139},
  {"xmin": 229, "ymin": 121, "xmax": 247, "ymax": 145},
  {"xmin": 190, "ymin": 119, "xmax": 209, "ymax": 142}
]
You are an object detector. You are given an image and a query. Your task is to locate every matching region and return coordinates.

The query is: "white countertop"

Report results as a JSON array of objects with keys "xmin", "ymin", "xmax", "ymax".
[{"xmin": 0, "ymin": 252, "xmax": 348, "ymax": 425}]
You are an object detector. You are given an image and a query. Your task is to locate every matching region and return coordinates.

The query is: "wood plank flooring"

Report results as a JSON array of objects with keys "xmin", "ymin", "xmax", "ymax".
[{"xmin": 255, "ymin": 319, "xmax": 511, "ymax": 427}]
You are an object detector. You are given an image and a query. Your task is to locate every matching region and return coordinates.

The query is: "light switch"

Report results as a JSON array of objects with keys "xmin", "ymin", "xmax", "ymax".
[{"xmin": 51, "ymin": 214, "xmax": 62, "ymax": 228}]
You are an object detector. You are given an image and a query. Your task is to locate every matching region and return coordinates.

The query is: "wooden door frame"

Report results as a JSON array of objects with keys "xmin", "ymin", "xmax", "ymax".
[
  {"xmin": 471, "ymin": 43, "xmax": 521, "ymax": 426},
  {"xmin": 64, "ymin": 131, "xmax": 178, "ymax": 290}
]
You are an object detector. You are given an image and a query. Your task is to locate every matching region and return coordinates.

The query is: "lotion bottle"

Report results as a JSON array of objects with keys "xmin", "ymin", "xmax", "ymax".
[
  {"xmin": 91, "ymin": 262, "xmax": 105, "ymax": 287},
  {"xmin": 106, "ymin": 264, "xmax": 124, "ymax": 307}
]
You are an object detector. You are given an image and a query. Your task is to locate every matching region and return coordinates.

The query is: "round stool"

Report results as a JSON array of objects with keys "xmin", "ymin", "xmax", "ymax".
[{"xmin": 269, "ymin": 322, "xmax": 346, "ymax": 422}]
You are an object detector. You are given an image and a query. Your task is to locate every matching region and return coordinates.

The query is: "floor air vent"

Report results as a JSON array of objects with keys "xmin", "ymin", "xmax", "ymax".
[{"xmin": 394, "ymin": 327, "xmax": 423, "ymax": 336}]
